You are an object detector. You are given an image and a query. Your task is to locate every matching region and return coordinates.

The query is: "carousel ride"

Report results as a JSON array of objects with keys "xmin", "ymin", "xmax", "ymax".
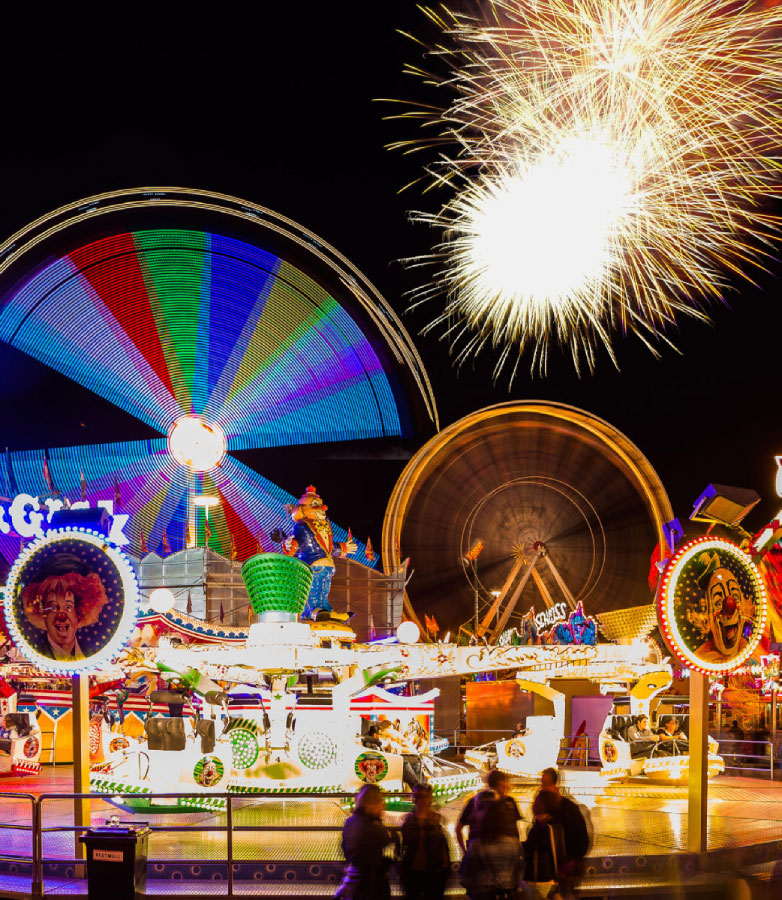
[{"xmin": 83, "ymin": 545, "xmax": 676, "ymax": 811}]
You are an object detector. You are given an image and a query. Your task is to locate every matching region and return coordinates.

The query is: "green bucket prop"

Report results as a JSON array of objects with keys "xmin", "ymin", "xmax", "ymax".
[{"xmin": 241, "ymin": 553, "xmax": 313, "ymax": 619}]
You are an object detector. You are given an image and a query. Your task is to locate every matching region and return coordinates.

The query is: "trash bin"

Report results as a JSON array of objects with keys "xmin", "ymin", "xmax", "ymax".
[{"xmin": 79, "ymin": 825, "xmax": 149, "ymax": 899}]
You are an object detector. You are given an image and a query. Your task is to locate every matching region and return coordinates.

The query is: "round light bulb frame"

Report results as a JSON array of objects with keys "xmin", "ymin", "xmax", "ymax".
[{"xmin": 167, "ymin": 415, "xmax": 227, "ymax": 472}]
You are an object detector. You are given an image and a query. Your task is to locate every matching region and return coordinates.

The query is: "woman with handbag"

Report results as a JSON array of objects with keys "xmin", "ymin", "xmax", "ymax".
[
  {"xmin": 523, "ymin": 791, "xmax": 566, "ymax": 900},
  {"xmin": 458, "ymin": 770, "xmax": 523, "ymax": 900}
]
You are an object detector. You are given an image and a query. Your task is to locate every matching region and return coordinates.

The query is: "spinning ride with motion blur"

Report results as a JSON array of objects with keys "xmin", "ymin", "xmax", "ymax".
[{"xmin": 0, "ymin": 188, "xmax": 437, "ymax": 569}]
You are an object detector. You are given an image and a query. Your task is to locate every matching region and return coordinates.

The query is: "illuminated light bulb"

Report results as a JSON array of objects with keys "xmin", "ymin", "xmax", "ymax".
[
  {"xmin": 149, "ymin": 588, "xmax": 175, "ymax": 614},
  {"xmin": 194, "ymin": 494, "xmax": 220, "ymax": 508},
  {"xmin": 167, "ymin": 415, "xmax": 227, "ymax": 472},
  {"xmin": 397, "ymin": 621, "xmax": 421, "ymax": 644}
]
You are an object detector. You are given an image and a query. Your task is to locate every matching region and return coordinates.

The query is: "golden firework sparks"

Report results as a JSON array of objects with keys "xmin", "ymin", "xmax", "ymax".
[{"xmin": 391, "ymin": 0, "xmax": 782, "ymax": 377}]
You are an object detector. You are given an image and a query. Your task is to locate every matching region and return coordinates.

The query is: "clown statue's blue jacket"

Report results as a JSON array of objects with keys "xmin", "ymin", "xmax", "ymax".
[{"xmin": 287, "ymin": 518, "xmax": 349, "ymax": 567}]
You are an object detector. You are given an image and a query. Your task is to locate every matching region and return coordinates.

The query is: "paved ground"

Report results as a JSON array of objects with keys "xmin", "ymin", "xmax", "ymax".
[{"xmin": 0, "ymin": 766, "xmax": 781, "ymax": 866}]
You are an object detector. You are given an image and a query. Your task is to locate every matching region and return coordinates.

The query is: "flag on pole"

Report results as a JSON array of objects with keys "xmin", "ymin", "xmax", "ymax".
[
  {"xmin": 464, "ymin": 540, "xmax": 484, "ymax": 562},
  {"xmin": 42, "ymin": 457, "xmax": 55, "ymax": 493},
  {"xmin": 424, "ymin": 614, "xmax": 434, "ymax": 635},
  {"xmin": 257, "ymin": 534, "xmax": 263, "ymax": 555},
  {"xmin": 80, "ymin": 467, "xmax": 87, "ymax": 502},
  {"xmin": 139, "ymin": 530, "xmax": 148, "ymax": 555},
  {"xmin": 204, "ymin": 518, "xmax": 213, "ymax": 544},
  {"xmin": 186, "ymin": 590, "xmax": 192, "ymax": 615},
  {"xmin": 162, "ymin": 532, "xmax": 170, "ymax": 555},
  {"xmin": 230, "ymin": 535, "xmax": 237, "ymax": 560},
  {"xmin": 219, "ymin": 601, "xmax": 225, "ymax": 623},
  {"xmin": 185, "ymin": 522, "xmax": 193, "ymax": 547},
  {"xmin": 113, "ymin": 474, "xmax": 121, "ymax": 511},
  {"xmin": 365, "ymin": 536, "xmax": 375, "ymax": 562},
  {"xmin": 4, "ymin": 448, "xmax": 18, "ymax": 496},
  {"xmin": 369, "ymin": 612, "xmax": 376, "ymax": 641}
]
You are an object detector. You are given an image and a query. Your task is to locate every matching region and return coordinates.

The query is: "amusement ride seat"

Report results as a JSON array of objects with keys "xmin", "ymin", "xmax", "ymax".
[
  {"xmin": 610, "ymin": 715, "xmax": 632, "ymax": 741},
  {"xmin": 146, "ymin": 717, "xmax": 186, "ymax": 752}
]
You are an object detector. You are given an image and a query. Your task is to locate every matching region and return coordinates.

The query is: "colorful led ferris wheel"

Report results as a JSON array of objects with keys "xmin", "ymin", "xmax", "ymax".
[{"xmin": 0, "ymin": 189, "xmax": 437, "ymax": 564}]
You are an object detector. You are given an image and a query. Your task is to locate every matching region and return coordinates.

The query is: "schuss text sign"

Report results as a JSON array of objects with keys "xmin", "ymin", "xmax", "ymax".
[{"xmin": 534, "ymin": 601, "xmax": 568, "ymax": 631}]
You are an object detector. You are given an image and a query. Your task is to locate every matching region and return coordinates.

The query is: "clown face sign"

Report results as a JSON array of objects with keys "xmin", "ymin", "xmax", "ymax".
[
  {"xmin": 657, "ymin": 536, "xmax": 767, "ymax": 675},
  {"xmin": 354, "ymin": 752, "xmax": 388, "ymax": 783},
  {"xmin": 4, "ymin": 528, "xmax": 139, "ymax": 674}
]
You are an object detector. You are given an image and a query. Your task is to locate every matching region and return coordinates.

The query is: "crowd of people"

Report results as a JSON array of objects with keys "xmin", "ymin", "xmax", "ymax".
[{"xmin": 338, "ymin": 767, "xmax": 590, "ymax": 900}]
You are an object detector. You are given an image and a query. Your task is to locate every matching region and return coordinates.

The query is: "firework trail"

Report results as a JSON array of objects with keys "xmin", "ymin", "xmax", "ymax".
[{"xmin": 391, "ymin": 1, "xmax": 782, "ymax": 377}]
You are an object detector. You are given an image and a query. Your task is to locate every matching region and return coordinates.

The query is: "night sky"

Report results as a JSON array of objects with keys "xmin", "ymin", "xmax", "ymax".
[{"xmin": 0, "ymin": 4, "xmax": 781, "ymax": 567}]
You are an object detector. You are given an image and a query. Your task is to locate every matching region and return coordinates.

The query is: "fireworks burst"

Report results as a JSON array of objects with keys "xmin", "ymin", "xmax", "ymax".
[{"xmin": 392, "ymin": 0, "xmax": 782, "ymax": 377}]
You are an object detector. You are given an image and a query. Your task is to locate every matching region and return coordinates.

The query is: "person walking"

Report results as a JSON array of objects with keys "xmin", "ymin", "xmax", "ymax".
[
  {"xmin": 399, "ymin": 784, "xmax": 450, "ymax": 900},
  {"xmin": 539, "ymin": 768, "xmax": 590, "ymax": 898},
  {"xmin": 339, "ymin": 784, "xmax": 396, "ymax": 900},
  {"xmin": 523, "ymin": 790, "xmax": 566, "ymax": 899},
  {"xmin": 457, "ymin": 769, "xmax": 523, "ymax": 900}
]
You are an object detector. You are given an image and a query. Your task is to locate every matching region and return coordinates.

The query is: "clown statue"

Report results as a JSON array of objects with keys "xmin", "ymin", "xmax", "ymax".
[{"xmin": 281, "ymin": 486, "xmax": 357, "ymax": 619}]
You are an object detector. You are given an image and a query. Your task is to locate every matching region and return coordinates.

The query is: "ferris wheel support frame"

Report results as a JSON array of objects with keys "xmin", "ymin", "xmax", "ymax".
[
  {"xmin": 487, "ymin": 555, "xmax": 538, "ymax": 641},
  {"xmin": 476, "ymin": 553, "xmax": 526, "ymax": 636}
]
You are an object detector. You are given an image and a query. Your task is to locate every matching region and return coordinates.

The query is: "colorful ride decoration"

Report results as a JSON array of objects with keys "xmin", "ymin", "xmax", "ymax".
[
  {"xmin": 4, "ymin": 528, "xmax": 139, "ymax": 674},
  {"xmin": 549, "ymin": 602, "xmax": 597, "ymax": 645},
  {"xmin": 281, "ymin": 486, "xmax": 357, "ymax": 618},
  {"xmin": 0, "ymin": 189, "xmax": 437, "ymax": 566},
  {"xmin": 657, "ymin": 536, "xmax": 767, "ymax": 676},
  {"xmin": 498, "ymin": 602, "xmax": 597, "ymax": 646},
  {"xmin": 354, "ymin": 752, "xmax": 388, "ymax": 783},
  {"xmin": 241, "ymin": 553, "xmax": 313, "ymax": 620}
]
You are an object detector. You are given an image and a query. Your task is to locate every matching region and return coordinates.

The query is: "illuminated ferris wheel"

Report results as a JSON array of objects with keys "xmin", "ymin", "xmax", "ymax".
[
  {"xmin": 0, "ymin": 188, "xmax": 437, "ymax": 564},
  {"xmin": 383, "ymin": 402, "xmax": 672, "ymax": 632}
]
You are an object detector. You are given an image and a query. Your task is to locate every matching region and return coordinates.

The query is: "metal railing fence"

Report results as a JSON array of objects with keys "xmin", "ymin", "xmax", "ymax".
[
  {"xmin": 450, "ymin": 731, "xmax": 779, "ymax": 778},
  {"xmin": 712, "ymin": 738, "xmax": 775, "ymax": 779},
  {"xmin": 7, "ymin": 788, "xmax": 415, "ymax": 898}
]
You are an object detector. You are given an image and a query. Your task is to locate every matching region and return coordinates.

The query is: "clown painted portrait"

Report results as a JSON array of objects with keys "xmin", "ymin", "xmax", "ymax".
[
  {"xmin": 22, "ymin": 567, "xmax": 109, "ymax": 661},
  {"xmin": 9, "ymin": 538, "xmax": 127, "ymax": 667},
  {"xmin": 674, "ymin": 547, "xmax": 761, "ymax": 668},
  {"xmin": 691, "ymin": 551, "xmax": 751, "ymax": 664}
]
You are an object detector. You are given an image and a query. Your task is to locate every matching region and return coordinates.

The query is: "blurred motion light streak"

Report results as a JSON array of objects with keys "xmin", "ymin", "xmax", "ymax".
[{"xmin": 0, "ymin": 227, "xmax": 398, "ymax": 562}]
